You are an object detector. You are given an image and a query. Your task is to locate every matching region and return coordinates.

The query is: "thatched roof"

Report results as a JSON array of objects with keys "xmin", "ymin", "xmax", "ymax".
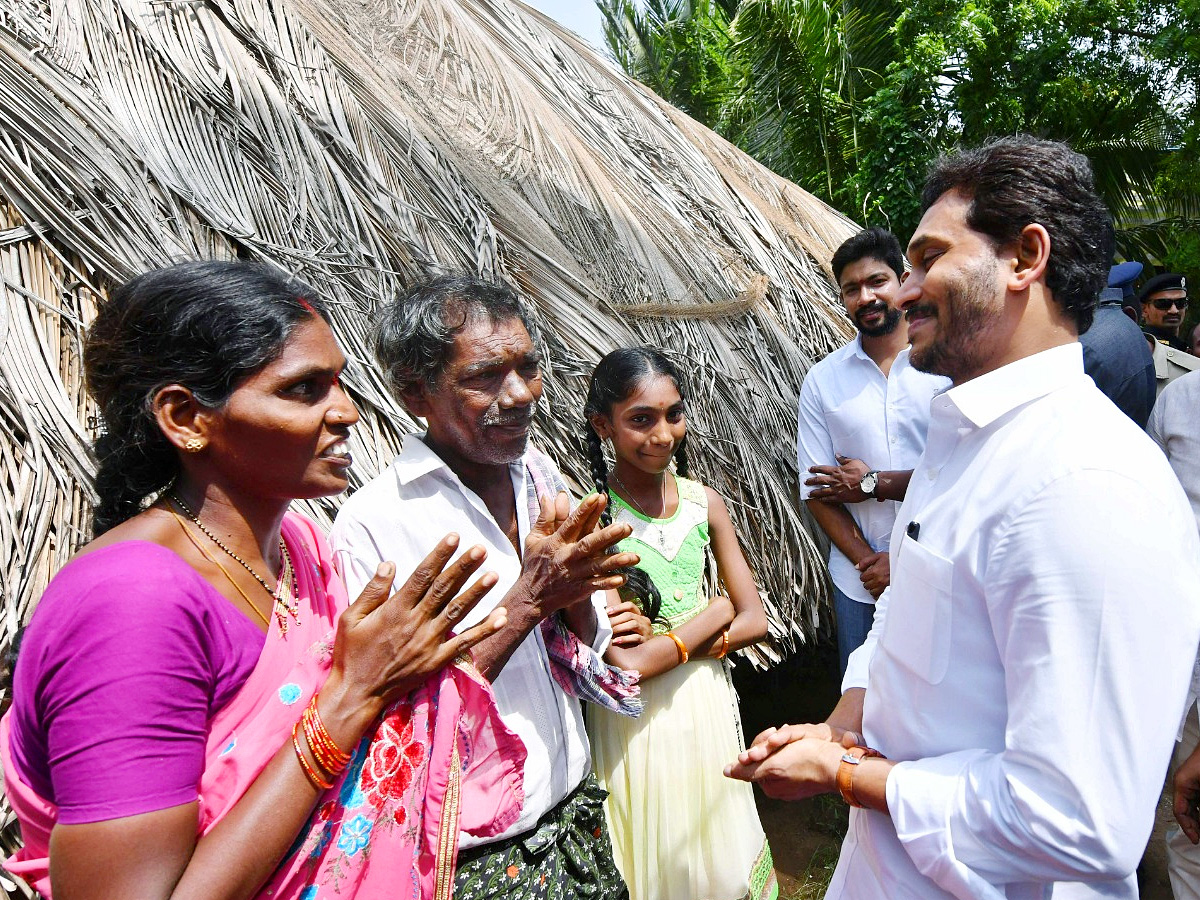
[
  {"xmin": 0, "ymin": 0, "xmax": 856, "ymax": 674},
  {"xmin": 0, "ymin": 0, "xmax": 862, "ymax": 884}
]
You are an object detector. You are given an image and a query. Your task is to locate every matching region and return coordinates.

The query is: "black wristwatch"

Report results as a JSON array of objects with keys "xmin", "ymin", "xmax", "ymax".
[{"xmin": 859, "ymin": 470, "xmax": 880, "ymax": 497}]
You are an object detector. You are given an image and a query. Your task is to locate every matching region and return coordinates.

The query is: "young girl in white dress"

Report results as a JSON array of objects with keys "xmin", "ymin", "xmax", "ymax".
[{"xmin": 583, "ymin": 347, "xmax": 778, "ymax": 900}]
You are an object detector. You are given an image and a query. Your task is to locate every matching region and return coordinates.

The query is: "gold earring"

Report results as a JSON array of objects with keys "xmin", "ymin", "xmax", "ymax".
[{"xmin": 184, "ymin": 438, "xmax": 205, "ymax": 453}]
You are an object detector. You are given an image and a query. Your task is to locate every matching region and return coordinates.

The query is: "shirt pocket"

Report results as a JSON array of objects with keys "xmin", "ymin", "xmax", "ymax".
[
  {"xmin": 883, "ymin": 536, "xmax": 954, "ymax": 684},
  {"xmin": 825, "ymin": 392, "xmax": 879, "ymax": 458}
]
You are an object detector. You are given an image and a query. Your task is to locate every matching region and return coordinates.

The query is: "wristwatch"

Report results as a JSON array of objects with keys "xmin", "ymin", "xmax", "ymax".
[
  {"xmin": 859, "ymin": 470, "xmax": 880, "ymax": 497},
  {"xmin": 837, "ymin": 745, "xmax": 886, "ymax": 808}
]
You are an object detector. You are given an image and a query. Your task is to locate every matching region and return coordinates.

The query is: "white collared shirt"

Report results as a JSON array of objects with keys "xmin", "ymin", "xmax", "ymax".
[
  {"xmin": 328, "ymin": 435, "xmax": 612, "ymax": 847},
  {"xmin": 796, "ymin": 337, "xmax": 948, "ymax": 603},
  {"xmin": 837, "ymin": 343, "xmax": 1200, "ymax": 899},
  {"xmin": 1148, "ymin": 369, "xmax": 1200, "ymax": 736}
]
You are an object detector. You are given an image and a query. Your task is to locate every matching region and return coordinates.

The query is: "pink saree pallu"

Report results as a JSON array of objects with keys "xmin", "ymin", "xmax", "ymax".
[{"xmin": 1, "ymin": 513, "xmax": 525, "ymax": 900}]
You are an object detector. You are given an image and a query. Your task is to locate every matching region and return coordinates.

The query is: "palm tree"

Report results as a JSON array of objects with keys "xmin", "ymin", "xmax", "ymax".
[
  {"xmin": 598, "ymin": 0, "xmax": 1199, "ymax": 259},
  {"xmin": 597, "ymin": 0, "xmax": 739, "ymax": 129}
]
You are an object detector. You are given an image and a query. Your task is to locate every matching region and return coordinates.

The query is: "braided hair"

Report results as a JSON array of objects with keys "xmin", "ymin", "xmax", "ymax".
[
  {"xmin": 583, "ymin": 348, "xmax": 691, "ymax": 623},
  {"xmin": 83, "ymin": 260, "xmax": 329, "ymax": 535}
]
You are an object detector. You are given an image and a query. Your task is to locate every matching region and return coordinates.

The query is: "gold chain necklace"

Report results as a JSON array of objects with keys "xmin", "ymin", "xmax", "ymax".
[
  {"xmin": 610, "ymin": 472, "xmax": 672, "ymax": 554},
  {"xmin": 610, "ymin": 471, "xmax": 667, "ymax": 519},
  {"xmin": 169, "ymin": 491, "xmax": 300, "ymax": 632},
  {"xmin": 168, "ymin": 507, "xmax": 270, "ymax": 627}
]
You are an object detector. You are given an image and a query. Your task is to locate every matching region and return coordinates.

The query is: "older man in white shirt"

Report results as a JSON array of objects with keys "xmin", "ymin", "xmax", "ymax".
[
  {"xmin": 330, "ymin": 276, "xmax": 640, "ymax": 898},
  {"xmin": 728, "ymin": 136, "xmax": 1200, "ymax": 899}
]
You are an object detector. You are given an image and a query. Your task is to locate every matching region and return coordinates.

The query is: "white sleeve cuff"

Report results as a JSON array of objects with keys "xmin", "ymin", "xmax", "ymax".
[
  {"xmin": 886, "ymin": 751, "xmax": 997, "ymax": 900},
  {"xmin": 589, "ymin": 590, "xmax": 613, "ymax": 654}
]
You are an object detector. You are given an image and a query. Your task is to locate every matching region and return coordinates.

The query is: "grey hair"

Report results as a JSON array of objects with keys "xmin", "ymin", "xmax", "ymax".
[{"xmin": 374, "ymin": 275, "xmax": 540, "ymax": 398}]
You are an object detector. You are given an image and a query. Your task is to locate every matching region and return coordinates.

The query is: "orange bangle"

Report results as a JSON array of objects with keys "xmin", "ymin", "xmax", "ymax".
[
  {"xmin": 302, "ymin": 698, "xmax": 351, "ymax": 777},
  {"xmin": 666, "ymin": 631, "xmax": 689, "ymax": 664},
  {"xmin": 293, "ymin": 722, "xmax": 334, "ymax": 790},
  {"xmin": 836, "ymin": 745, "xmax": 886, "ymax": 808},
  {"xmin": 716, "ymin": 630, "xmax": 730, "ymax": 659}
]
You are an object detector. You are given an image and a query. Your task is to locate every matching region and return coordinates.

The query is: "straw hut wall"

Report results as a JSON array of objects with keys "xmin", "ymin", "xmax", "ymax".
[{"xmin": 0, "ymin": 0, "xmax": 856, "ymax": 888}]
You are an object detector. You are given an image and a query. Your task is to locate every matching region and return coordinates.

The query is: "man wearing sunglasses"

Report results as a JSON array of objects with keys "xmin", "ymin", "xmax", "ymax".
[
  {"xmin": 1141, "ymin": 272, "xmax": 1190, "ymax": 350},
  {"xmin": 1140, "ymin": 273, "xmax": 1200, "ymax": 391}
]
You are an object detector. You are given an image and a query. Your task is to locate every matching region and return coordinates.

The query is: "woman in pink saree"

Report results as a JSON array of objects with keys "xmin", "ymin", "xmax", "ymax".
[{"xmin": 0, "ymin": 261, "xmax": 525, "ymax": 900}]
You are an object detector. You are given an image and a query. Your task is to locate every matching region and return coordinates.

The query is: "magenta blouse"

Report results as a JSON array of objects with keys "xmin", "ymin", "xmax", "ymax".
[{"xmin": 6, "ymin": 541, "xmax": 265, "ymax": 824}]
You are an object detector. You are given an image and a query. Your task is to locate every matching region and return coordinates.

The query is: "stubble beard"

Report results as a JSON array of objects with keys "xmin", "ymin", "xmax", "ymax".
[
  {"xmin": 475, "ymin": 399, "xmax": 538, "ymax": 465},
  {"xmin": 908, "ymin": 261, "xmax": 999, "ymax": 383}
]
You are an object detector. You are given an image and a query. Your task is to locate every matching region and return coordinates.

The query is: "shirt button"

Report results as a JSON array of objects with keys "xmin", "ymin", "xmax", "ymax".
[
  {"xmin": 927, "ymin": 469, "xmax": 938, "ymax": 480},
  {"xmin": 674, "ymin": 589, "xmax": 685, "ymax": 600}
]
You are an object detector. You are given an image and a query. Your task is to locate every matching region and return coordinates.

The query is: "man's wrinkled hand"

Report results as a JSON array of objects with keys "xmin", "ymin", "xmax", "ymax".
[
  {"xmin": 806, "ymin": 456, "xmax": 871, "ymax": 504},
  {"xmin": 519, "ymin": 492, "xmax": 638, "ymax": 617}
]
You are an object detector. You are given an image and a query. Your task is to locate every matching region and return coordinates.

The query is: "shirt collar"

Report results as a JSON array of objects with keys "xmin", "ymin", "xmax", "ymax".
[
  {"xmin": 850, "ymin": 333, "xmax": 918, "ymax": 367},
  {"xmin": 391, "ymin": 433, "xmax": 446, "ymax": 485},
  {"xmin": 942, "ymin": 342, "xmax": 1085, "ymax": 429},
  {"xmin": 391, "ymin": 432, "xmax": 529, "ymax": 490}
]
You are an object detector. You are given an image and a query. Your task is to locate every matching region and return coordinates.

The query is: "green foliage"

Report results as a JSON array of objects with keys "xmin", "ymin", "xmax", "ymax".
[
  {"xmin": 598, "ymin": 0, "xmax": 1198, "ymax": 261},
  {"xmin": 598, "ymin": 1, "xmax": 739, "ymax": 128}
]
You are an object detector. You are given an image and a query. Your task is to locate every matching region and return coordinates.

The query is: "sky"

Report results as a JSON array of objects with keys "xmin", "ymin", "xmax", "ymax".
[{"xmin": 521, "ymin": 0, "xmax": 606, "ymax": 49}]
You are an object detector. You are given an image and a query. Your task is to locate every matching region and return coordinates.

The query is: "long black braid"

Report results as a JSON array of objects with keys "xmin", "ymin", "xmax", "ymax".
[
  {"xmin": 674, "ymin": 434, "xmax": 690, "ymax": 479},
  {"xmin": 583, "ymin": 347, "xmax": 692, "ymax": 624}
]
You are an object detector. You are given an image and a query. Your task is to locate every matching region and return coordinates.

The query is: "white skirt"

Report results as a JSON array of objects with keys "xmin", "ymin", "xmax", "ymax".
[{"xmin": 588, "ymin": 657, "xmax": 776, "ymax": 900}]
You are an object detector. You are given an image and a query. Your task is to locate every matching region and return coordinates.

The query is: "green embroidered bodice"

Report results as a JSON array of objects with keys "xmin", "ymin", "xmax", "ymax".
[{"xmin": 609, "ymin": 476, "xmax": 709, "ymax": 631}]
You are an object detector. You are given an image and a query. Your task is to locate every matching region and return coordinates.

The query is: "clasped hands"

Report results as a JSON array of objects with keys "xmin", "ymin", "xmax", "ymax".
[{"xmin": 723, "ymin": 721, "xmax": 859, "ymax": 802}]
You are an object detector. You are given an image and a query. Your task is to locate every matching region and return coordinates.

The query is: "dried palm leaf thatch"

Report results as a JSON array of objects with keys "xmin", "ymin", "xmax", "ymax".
[{"xmin": 0, "ymin": 0, "xmax": 856, "ymax": 713}]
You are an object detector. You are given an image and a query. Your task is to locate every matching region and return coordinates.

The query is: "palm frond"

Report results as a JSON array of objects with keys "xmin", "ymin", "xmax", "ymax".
[{"xmin": 0, "ymin": 0, "xmax": 856, "ymax": 687}]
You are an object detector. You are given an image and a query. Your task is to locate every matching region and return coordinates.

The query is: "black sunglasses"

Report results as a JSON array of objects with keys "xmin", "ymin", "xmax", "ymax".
[{"xmin": 1150, "ymin": 296, "xmax": 1188, "ymax": 311}]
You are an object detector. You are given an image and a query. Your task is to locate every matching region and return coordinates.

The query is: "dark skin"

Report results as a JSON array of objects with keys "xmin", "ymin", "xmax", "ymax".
[
  {"xmin": 1175, "ymin": 743, "xmax": 1200, "ymax": 844},
  {"xmin": 591, "ymin": 375, "xmax": 769, "ymax": 676},
  {"xmin": 401, "ymin": 314, "xmax": 647, "ymax": 681},
  {"xmin": 53, "ymin": 317, "xmax": 508, "ymax": 900}
]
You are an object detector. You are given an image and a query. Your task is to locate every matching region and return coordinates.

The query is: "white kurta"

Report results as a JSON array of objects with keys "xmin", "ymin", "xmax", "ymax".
[
  {"xmin": 328, "ymin": 435, "xmax": 612, "ymax": 848},
  {"xmin": 837, "ymin": 343, "xmax": 1200, "ymax": 899}
]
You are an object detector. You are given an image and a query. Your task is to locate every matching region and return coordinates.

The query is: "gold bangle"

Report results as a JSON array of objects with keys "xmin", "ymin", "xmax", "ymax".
[
  {"xmin": 666, "ymin": 631, "xmax": 689, "ymax": 664},
  {"xmin": 293, "ymin": 722, "xmax": 334, "ymax": 790},
  {"xmin": 303, "ymin": 696, "xmax": 351, "ymax": 776},
  {"xmin": 716, "ymin": 629, "xmax": 730, "ymax": 659}
]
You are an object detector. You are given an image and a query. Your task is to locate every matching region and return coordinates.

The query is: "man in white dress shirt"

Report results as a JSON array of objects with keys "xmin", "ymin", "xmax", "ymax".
[
  {"xmin": 1148, "ymin": 369, "xmax": 1200, "ymax": 899},
  {"xmin": 728, "ymin": 136, "xmax": 1200, "ymax": 899},
  {"xmin": 330, "ymin": 276, "xmax": 638, "ymax": 898},
  {"xmin": 797, "ymin": 226, "xmax": 948, "ymax": 673}
]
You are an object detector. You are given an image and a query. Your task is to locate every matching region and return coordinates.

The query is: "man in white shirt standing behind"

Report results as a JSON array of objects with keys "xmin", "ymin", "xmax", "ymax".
[
  {"xmin": 1148, "ymin": 368, "xmax": 1200, "ymax": 899},
  {"xmin": 330, "ymin": 276, "xmax": 641, "ymax": 898},
  {"xmin": 728, "ymin": 135, "xmax": 1200, "ymax": 899},
  {"xmin": 797, "ymin": 226, "xmax": 948, "ymax": 673}
]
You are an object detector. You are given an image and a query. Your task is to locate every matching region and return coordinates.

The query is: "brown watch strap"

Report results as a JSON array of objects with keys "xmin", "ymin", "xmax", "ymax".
[{"xmin": 837, "ymin": 745, "xmax": 885, "ymax": 808}]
